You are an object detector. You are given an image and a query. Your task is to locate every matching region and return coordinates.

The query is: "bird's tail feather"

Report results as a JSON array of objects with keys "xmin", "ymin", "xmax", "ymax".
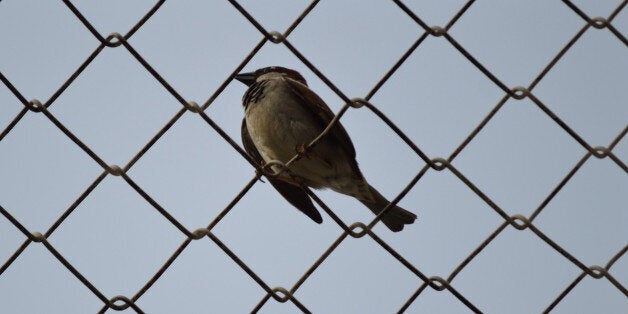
[{"xmin": 359, "ymin": 185, "xmax": 417, "ymax": 232}]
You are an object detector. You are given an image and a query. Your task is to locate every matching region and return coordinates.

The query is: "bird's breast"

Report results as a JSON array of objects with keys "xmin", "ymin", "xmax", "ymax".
[{"xmin": 245, "ymin": 85, "xmax": 321, "ymax": 164}]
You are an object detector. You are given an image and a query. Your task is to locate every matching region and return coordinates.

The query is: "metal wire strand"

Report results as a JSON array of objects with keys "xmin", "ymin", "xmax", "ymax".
[{"xmin": 0, "ymin": 1, "xmax": 626, "ymax": 313}]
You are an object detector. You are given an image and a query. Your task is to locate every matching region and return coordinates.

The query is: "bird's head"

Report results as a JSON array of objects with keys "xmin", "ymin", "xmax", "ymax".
[{"xmin": 235, "ymin": 66, "xmax": 307, "ymax": 86}]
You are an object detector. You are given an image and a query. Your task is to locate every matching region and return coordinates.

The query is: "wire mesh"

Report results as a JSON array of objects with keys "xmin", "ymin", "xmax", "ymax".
[{"xmin": 1, "ymin": 0, "xmax": 626, "ymax": 313}]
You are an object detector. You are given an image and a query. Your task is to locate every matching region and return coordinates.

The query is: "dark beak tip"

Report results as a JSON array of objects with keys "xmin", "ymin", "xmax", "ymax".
[{"xmin": 234, "ymin": 72, "xmax": 255, "ymax": 86}]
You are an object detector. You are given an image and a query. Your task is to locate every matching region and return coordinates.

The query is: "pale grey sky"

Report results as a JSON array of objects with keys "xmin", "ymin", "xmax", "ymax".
[{"xmin": 1, "ymin": 1, "xmax": 626, "ymax": 313}]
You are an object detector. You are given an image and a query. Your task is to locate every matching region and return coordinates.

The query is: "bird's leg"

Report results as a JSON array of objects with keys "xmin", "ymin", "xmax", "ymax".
[{"xmin": 295, "ymin": 143, "xmax": 333, "ymax": 168}]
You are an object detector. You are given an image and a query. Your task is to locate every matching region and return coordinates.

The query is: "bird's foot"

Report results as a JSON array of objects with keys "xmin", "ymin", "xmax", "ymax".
[{"xmin": 295, "ymin": 143, "xmax": 312, "ymax": 159}]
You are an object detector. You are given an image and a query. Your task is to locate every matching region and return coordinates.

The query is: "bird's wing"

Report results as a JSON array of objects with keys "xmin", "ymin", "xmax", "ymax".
[
  {"xmin": 241, "ymin": 119, "xmax": 323, "ymax": 223},
  {"xmin": 283, "ymin": 78, "xmax": 357, "ymax": 160}
]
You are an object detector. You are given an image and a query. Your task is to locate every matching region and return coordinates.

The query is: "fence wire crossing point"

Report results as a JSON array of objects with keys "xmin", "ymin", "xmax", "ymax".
[{"xmin": 1, "ymin": 1, "xmax": 627, "ymax": 313}]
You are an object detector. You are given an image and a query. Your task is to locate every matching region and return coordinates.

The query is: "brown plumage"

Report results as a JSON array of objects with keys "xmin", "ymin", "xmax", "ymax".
[{"xmin": 237, "ymin": 66, "xmax": 416, "ymax": 232}]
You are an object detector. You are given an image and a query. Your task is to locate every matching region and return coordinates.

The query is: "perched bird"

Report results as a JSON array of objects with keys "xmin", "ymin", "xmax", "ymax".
[{"xmin": 236, "ymin": 66, "xmax": 416, "ymax": 232}]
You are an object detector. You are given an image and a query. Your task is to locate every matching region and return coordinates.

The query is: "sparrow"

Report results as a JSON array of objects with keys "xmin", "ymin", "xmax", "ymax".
[{"xmin": 236, "ymin": 66, "xmax": 416, "ymax": 232}]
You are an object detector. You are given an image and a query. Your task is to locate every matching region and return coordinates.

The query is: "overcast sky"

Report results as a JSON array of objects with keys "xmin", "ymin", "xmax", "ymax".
[{"xmin": 1, "ymin": 1, "xmax": 626, "ymax": 313}]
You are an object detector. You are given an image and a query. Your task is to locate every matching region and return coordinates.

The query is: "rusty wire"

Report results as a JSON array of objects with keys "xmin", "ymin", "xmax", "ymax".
[{"xmin": 1, "ymin": 0, "xmax": 627, "ymax": 313}]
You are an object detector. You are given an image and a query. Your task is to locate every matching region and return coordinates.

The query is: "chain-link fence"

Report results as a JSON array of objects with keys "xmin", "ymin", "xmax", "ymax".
[{"xmin": 1, "ymin": 1, "xmax": 626, "ymax": 313}]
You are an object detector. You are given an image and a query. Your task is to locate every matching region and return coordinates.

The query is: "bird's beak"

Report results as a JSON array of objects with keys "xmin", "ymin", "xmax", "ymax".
[{"xmin": 234, "ymin": 72, "xmax": 256, "ymax": 86}]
